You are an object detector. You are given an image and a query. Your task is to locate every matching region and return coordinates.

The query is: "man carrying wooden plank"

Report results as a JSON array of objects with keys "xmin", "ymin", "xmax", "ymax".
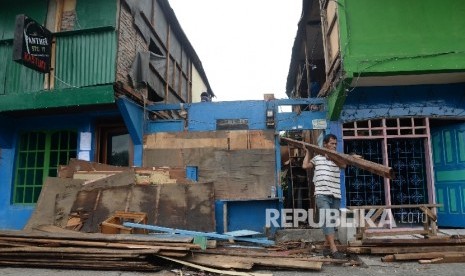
[{"xmin": 302, "ymin": 134, "xmax": 347, "ymax": 260}]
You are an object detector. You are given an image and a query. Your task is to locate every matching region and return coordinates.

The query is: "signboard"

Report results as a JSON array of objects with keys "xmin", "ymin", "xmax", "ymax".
[
  {"xmin": 216, "ymin": 119, "xmax": 249, "ymax": 130},
  {"xmin": 12, "ymin": 14, "xmax": 52, "ymax": 73}
]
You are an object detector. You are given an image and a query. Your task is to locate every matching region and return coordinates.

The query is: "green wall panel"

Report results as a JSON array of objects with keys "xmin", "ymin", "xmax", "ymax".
[
  {"xmin": 55, "ymin": 30, "xmax": 116, "ymax": 89},
  {"xmin": 0, "ymin": 41, "xmax": 45, "ymax": 95},
  {"xmin": 339, "ymin": 0, "xmax": 465, "ymax": 76},
  {"xmin": 75, "ymin": 0, "xmax": 117, "ymax": 29},
  {"xmin": 0, "ymin": 85, "xmax": 115, "ymax": 112},
  {"xmin": 0, "ymin": 0, "xmax": 48, "ymax": 40}
]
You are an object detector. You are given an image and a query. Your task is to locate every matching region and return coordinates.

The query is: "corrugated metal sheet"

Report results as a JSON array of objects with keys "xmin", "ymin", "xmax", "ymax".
[
  {"xmin": 55, "ymin": 30, "xmax": 116, "ymax": 89},
  {"xmin": 0, "ymin": 42, "xmax": 45, "ymax": 95}
]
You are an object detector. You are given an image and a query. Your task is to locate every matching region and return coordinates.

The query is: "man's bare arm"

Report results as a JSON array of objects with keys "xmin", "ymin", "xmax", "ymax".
[{"xmin": 302, "ymin": 149, "xmax": 314, "ymax": 169}]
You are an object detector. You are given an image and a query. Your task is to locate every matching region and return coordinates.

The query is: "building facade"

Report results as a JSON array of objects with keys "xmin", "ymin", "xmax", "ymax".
[
  {"xmin": 0, "ymin": 0, "xmax": 213, "ymax": 229},
  {"xmin": 287, "ymin": 0, "xmax": 465, "ymax": 227}
]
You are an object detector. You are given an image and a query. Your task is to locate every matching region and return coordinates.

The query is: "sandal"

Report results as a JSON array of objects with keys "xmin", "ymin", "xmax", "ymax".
[
  {"xmin": 330, "ymin": 251, "xmax": 347, "ymax": 259},
  {"xmin": 322, "ymin": 248, "xmax": 331, "ymax": 257}
]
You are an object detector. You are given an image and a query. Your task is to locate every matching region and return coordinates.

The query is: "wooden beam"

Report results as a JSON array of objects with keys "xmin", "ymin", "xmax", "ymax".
[
  {"xmin": 281, "ymin": 137, "xmax": 395, "ymax": 179},
  {"xmin": 371, "ymin": 245, "xmax": 465, "ymax": 254}
]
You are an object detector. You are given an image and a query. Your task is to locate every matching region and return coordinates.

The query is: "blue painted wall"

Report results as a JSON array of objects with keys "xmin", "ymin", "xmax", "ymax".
[
  {"xmin": 187, "ymin": 101, "xmax": 269, "ymax": 131},
  {"xmin": 148, "ymin": 99, "xmax": 328, "ymax": 133},
  {"xmin": 0, "ymin": 110, "xmax": 122, "ymax": 230},
  {"xmin": 341, "ymin": 83, "xmax": 465, "ymax": 122},
  {"xmin": 215, "ymin": 199, "xmax": 281, "ymax": 235}
]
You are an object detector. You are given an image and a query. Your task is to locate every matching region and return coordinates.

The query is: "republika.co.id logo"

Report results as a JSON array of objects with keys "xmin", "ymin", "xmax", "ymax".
[{"xmin": 265, "ymin": 208, "xmax": 399, "ymax": 228}]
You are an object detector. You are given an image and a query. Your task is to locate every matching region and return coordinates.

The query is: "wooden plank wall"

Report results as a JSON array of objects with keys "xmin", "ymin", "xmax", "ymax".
[{"xmin": 143, "ymin": 130, "xmax": 276, "ymax": 200}]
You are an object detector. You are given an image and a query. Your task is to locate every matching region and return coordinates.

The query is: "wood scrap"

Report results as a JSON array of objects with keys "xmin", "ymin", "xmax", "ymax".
[
  {"xmin": 419, "ymin": 255, "xmax": 465, "ymax": 264},
  {"xmin": 362, "ymin": 237, "xmax": 465, "ymax": 246},
  {"xmin": 418, "ymin": 257, "xmax": 443, "ymax": 264},
  {"xmin": 393, "ymin": 252, "xmax": 465, "ymax": 261},
  {"xmin": 158, "ymin": 256, "xmax": 273, "ymax": 276},
  {"xmin": 370, "ymin": 245, "xmax": 465, "ymax": 254}
]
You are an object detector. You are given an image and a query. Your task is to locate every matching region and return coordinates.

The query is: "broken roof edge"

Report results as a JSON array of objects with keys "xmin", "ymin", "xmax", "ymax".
[
  {"xmin": 158, "ymin": 0, "xmax": 215, "ymax": 98},
  {"xmin": 285, "ymin": 0, "xmax": 314, "ymax": 98}
]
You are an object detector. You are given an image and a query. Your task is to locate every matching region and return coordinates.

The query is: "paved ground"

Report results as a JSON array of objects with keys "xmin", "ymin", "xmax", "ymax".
[{"xmin": 1, "ymin": 255, "xmax": 465, "ymax": 276}]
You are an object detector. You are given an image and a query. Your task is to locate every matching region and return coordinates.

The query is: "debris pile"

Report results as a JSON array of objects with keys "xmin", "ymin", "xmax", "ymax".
[{"xmin": 0, "ymin": 226, "xmax": 195, "ymax": 271}]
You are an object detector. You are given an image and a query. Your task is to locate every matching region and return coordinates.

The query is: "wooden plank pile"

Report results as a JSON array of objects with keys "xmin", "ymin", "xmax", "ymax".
[
  {"xmin": 347, "ymin": 235, "xmax": 465, "ymax": 264},
  {"xmin": 0, "ymin": 225, "xmax": 349, "ymax": 273},
  {"xmin": 0, "ymin": 227, "xmax": 196, "ymax": 271}
]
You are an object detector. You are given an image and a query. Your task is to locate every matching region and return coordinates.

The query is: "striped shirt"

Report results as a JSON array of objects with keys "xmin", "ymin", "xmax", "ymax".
[{"xmin": 311, "ymin": 155, "xmax": 342, "ymax": 198}]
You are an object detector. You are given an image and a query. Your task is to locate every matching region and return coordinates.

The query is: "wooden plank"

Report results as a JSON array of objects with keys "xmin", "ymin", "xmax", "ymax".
[
  {"xmin": 248, "ymin": 131, "xmax": 275, "ymax": 149},
  {"xmin": 0, "ymin": 237, "xmax": 173, "ymax": 250},
  {"xmin": 419, "ymin": 206, "xmax": 437, "ymax": 221},
  {"xmin": 229, "ymin": 130, "xmax": 250, "ymax": 150},
  {"xmin": 123, "ymin": 222, "xmax": 275, "ymax": 246},
  {"xmin": 201, "ymin": 249, "xmax": 346, "ymax": 263},
  {"xmin": 156, "ymin": 251, "xmax": 189, "ymax": 257},
  {"xmin": 224, "ymin": 230, "xmax": 262, "ymax": 237},
  {"xmin": 418, "ymin": 257, "xmax": 444, "ymax": 264},
  {"xmin": 346, "ymin": 247, "xmax": 372, "ymax": 254},
  {"xmin": 362, "ymin": 238, "xmax": 464, "ymax": 246},
  {"xmin": 24, "ymin": 177, "xmax": 85, "ymax": 231},
  {"xmin": 0, "ymin": 260, "xmax": 160, "ymax": 271},
  {"xmin": 159, "ymin": 256, "xmax": 273, "ymax": 276},
  {"xmin": 371, "ymin": 245, "xmax": 465, "ymax": 254},
  {"xmin": 184, "ymin": 254, "xmax": 254, "ymax": 270},
  {"xmin": 25, "ymin": 227, "xmax": 194, "ymax": 243},
  {"xmin": 363, "ymin": 229, "xmax": 430, "ymax": 237},
  {"xmin": 251, "ymin": 257, "xmax": 323, "ymax": 270},
  {"xmin": 394, "ymin": 252, "xmax": 465, "ymax": 261},
  {"xmin": 143, "ymin": 148, "xmax": 184, "ymax": 167},
  {"xmin": 281, "ymin": 137, "xmax": 395, "ymax": 179},
  {"xmin": 144, "ymin": 132, "xmax": 229, "ymax": 149},
  {"xmin": 0, "ymin": 246, "xmax": 161, "ymax": 255},
  {"xmin": 419, "ymin": 255, "xmax": 465, "ymax": 264},
  {"xmin": 184, "ymin": 253, "xmax": 323, "ymax": 270},
  {"xmin": 58, "ymin": 158, "xmax": 131, "ymax": 178},
  {"xmin": 381, "ymin": 255, "xmax": 395, "ymax": 262}
]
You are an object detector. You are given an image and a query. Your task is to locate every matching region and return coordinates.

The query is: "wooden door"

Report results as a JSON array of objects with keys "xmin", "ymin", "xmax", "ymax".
[{"xmin": 431, "ymin": 122, "xmax": 465, "ymax": 227}]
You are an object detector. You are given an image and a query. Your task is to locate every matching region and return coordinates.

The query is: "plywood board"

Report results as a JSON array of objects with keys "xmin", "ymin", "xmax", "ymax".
[
  {"xmin": 58, "ymin": 158, "xmax": 129, "ymax": 178},
  {"xmin": 127, "ymin": 185, "xmax": 159, "ymax": 224},
  {"xmin": 186, "ymin": 183, "xmax": 215, "ymax": 232},
  {"xmin": 144, "ymin": 132, "xmax": 229, "ymax": 149},
  {"xmin": 154, "ymin": 183, "xmax": 215, "ymax": 232},
  {"xmin": 248, "ymin": 131, "xmax": 275, "ymax": 149},
  {"xmin": 143, "ymin": 149, "xmax": 184, "ymax": 167},
  {"xmin": 68, "ymin": 183, "xmax": 215, "ymax": 233},
  {"xmin": 155, "ymin": 184, "xmax": 188, "ymax": 229},
  {"xmin": 144, "ymin": 130, "xmax": 274, "ymax": 150},
  {"xmin": 144, "ymin": 147, "xmax": 275, "ymax": 200},
  {"xmin": 24, "ymin": 177, "xmax": 84, "ymax": 231}
]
